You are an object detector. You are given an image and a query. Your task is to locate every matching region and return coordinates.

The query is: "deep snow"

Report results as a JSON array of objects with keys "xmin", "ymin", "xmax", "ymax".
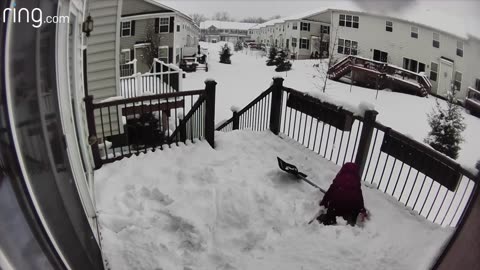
[
  {"xmin": 95, "ymin": 131, "xmax": 451, "ymax": 270},
  {"xmin": 183, "ymin": 42, "xmax": 480, "ymax": 170}
]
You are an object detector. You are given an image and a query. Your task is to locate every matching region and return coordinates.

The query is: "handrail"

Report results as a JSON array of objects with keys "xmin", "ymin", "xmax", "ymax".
[
  {"xmin": 169, "ymin": 95, "xmax": 206, "ymax": 141},
  {"xmin": 216, "ymin": 85, "xmax": 274, "ymax": 130},
  {"xmin": 93, "ymin": 89, "xmax": 204, "ymax": 108}
]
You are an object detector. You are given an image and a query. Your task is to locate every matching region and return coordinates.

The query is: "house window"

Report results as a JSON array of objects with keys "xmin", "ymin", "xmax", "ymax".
[
  {"xmin": 454, "ymin": 71, "xmax": 462, "ymax": 91},
  {"xmin": 120, "ymin": 50, "xmax": 131, "ymax": 64},
  {"xmin": 158, "ymin": 46, "xmax": 169, "ymax": 63},
  {"xmin": 321, "ymin": 25, "xmax": 330, "ymax": 34},
  {"xmin": 121, "ymin": 21, "xmax": 132, "ymax": 37},
  {"xmin": 403, "ymin": 57, "xmax": 425, "ymax": 73},
  {"xmin": 386, "ymin": 21, "xmax": 393, "ymax": 32},
  {"xmin": 292, "ymin": 22, "xmax": 298, "ymax": 30},
  {"xmin": 430, "ymin": 62, "xmax": 438, "ymax": 81},
  {"xmin": 300, "ymin": 38, "xmax": 310, "ymax": 49},
  {"xmin": 476, "ymin": 78, "xmax": 480, "ymax": 90},
  {"xmin": 433, "ymin": 32, "xmax": 440, "ymax": 48},
  {"xmin": 457, "ymin": 41, "xmax": 463, "ymax": 57},
  {"xmin": 159, "ymin": 17, "xmax": 169, "ymax": 33},
  {"xmin": 292, "ymin": 37, "xmax": 297, "ymax": 48},
  {"xmin": 337, "ymin": 38, "xmax": 358, "ymax": 55},
  {"xmin": 411, "ymin": 26, "xmax": 418, "ymax": 38},
  {"xmin": 177, "ymin": 25, "xmax": 180, "ymax": 32},
  {"xmin": 300, "ymin": 22, "xmax": 310, "ymax": 31},
  {"xmin": 339, "ymin": 14, "xmax": 359, "ymax": 28}
]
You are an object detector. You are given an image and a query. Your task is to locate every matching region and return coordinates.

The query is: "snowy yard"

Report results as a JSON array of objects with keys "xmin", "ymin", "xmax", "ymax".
[
  {"xmin": 96, "ymin": 130, "xmax": 451, "ymax": 270},
  {"xmin": 183, "ymin": 42, "xmax": 480, "ymax": 170}
]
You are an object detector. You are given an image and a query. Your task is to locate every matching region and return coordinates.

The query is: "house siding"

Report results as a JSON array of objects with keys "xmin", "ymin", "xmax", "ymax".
[
  {"xmin": 87, "ymin": 0, "xmax": 121, "ymax": 137},
  {"xmin": 329, "ymin": 10, "xmax": 480, "ymax": 99},
  {"xmin": 120, "ymin": 17, "xmax": 175, "ymax": 53}
]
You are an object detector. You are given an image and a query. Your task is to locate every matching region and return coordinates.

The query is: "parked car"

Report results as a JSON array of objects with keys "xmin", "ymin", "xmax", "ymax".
[
  {"xmin": 465, "ymin": 87, "xmax": 480, "ymax": 117},
  {"xmin": 180, "ymin": 57, "xmax": 198, "ymax": 72}
]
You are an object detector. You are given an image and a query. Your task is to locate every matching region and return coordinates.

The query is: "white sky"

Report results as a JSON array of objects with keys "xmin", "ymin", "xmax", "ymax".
[
  {"xmin": 160, "ymin": 0, "xmax": 479, "ymax": 21},
  {"xmin": 158, "ymin": 0, "xmax": 480, "ymax": 38}
]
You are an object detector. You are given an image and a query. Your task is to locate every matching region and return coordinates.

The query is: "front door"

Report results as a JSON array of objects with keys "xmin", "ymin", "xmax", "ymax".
[
  {"xmin": 438, "ymin": 58, "xmax": 454, "ymax": 97},
  {"xmin": 135, "ymin": 46, "xmax": 151, "ymax": 73},
  {"xmin": 373, "ymin": 49, "xmax": 388, "ymax": 62},
  {"xmin": 56, "ymin": 0, "xmax": 96, "ymax": 223}
]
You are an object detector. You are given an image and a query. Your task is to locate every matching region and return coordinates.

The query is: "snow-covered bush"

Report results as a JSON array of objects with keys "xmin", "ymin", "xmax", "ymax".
[
  {"xmin": 219, "ymin": 43, "xmax": 232, "ymax": 64},
  {"xmin": 424, "ymin": 87, "xmax": 466, "ymax": 159},
  {"xmin": 266, "ymin": 46, "xmax": 278, "ymax": 66},
  {"xmin": 234, "ymin": 40, "xmax": 243, "ymax": 52}
]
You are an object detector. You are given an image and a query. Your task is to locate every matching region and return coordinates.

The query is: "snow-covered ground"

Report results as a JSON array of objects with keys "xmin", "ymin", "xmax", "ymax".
[
  {"xmin": 184, "ymin": 42, "xmax": 480, "ymax": 170},
  {"xmin": 96, "ymin": 130, "xmax": 451, "ymax": 270}
]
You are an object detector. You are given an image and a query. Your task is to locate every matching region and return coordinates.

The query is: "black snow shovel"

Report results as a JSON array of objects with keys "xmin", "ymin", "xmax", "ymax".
[{"xmin": 277, "ymin": 157, "xmax": 326, "ymax": 193}]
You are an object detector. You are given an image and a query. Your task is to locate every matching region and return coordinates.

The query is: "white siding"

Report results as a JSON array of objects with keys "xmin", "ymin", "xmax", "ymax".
[
  {"xmin": 329, "ymin": 10, "xmax": 480, "ymax": 99},
  {"xmin": 87, "ymin": 0, "xmax": 121, "ymax": 137}
]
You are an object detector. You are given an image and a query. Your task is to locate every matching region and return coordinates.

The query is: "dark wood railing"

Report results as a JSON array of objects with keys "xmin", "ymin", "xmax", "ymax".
[
  {"xmin": 217, "ymin": 77, "xmax": 478, "ymax": 227},
  {"xmin": 85, "ymin": 81, "xmax": 216, "ymax": 168}
]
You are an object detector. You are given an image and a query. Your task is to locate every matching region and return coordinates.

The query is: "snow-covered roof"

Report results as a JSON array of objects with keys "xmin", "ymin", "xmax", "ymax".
[
  {"xmin": 146, "ymin": 0, "xmax": 198, "ymax": 27},
  {"xmin": 200, "ymin": 20, "xmax": 258, "ymax": 31}
]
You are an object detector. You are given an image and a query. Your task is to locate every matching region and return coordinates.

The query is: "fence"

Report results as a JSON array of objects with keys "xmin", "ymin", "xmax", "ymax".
[
  {"xmin": 217, "ymin": 77, "xmax": 478, "ymax": 227},
  {"xmin": 85, "ymin": 80, "xmax": 216, "ymax": 168},
  {"xmin": 119, "ymin": 58, "xmax": 183, "ymax": 98}
]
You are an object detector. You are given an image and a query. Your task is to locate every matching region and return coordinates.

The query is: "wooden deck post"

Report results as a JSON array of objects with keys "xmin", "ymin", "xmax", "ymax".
[
  {"xmin": 84, "ymin": 95, "xmax": 102, "ymax": 169},
  {"xmin": 204, "ymin": 80, "xmax": 217, "ymax": 148},
  {"xmin": 269, "ymin": 77, "xmax": 284, "ymax": 135},
  {"xmin": 232, "ymin": 110, "xmax": 239, "ymax": 130},
  {"xmin": 354, "ymin": 109, "xmax": 378, "ymax": 177}
]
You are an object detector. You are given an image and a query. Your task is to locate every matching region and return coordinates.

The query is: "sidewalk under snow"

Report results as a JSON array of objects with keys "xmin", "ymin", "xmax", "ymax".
[{"xmin": 95, "ymin": 130, "xmax": 451, "ymax": 270}]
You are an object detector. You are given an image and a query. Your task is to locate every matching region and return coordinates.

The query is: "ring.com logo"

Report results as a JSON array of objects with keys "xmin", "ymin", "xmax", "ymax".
[{"xmin": 2, "ymin": 2, "xmax": 70, "ymax": 28}]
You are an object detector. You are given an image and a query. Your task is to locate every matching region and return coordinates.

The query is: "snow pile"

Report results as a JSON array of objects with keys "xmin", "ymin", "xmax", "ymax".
[
  {"xmin": 95, "ymin": 130, "xmax": 451, "ymax": 270},
  {"xmin": 183, "ymin": 42, "xmax": 480, "ymax": 169}
]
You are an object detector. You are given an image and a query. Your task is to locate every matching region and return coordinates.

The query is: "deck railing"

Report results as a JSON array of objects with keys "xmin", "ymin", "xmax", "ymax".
[
  {"xmin": 217, "ymin": 77, "xmax": 478, "ymax": 227},
  {"xmin": 119, "ymin": 58, "xmax": 183, "ymax": 98},
  {"xmin": 85, "ymin": 81, "xmax": 216, "ymax": 168}
]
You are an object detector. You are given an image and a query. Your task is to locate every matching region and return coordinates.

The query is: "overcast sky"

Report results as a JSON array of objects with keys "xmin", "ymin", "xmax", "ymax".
[{"xmin": 160, "ymin": 0, "xmax": 480, "ymax": 22}]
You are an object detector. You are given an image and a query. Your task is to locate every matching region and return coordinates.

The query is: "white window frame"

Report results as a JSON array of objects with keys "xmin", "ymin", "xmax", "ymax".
[
  {"xmin": 386, "ymin": 21, "xmax": 393, "ymax": 32},
  {"xmin": 299, "ymin": 38, "xmax": 309, "ymax": 49},
  {"xmin": 300, "ymin": 22, "xmax": 310, "ymax": 31},
  {"xmin": 454, "ymin": 71, "xmax": 462, "ymax": 91},
  {"xmin": 411, "ymin": 26, "xmax": 419, "ymax": 39},
  {"xmin": 457, "ymin": 41, "xmax": 464, "ymax": 57},
  {"xmin": 337, "ymin": 38, "xmax": 358, "ymax": 55},
  {"xmin": 121, "ymin": 21, "xmax": 132, "ymax": 37},
  {"xmin": 291, "ymin": 37, "xmax": 297, "ymax": 48},
  {"xmin": 159, "ymin": 17, "xmax": 169, "ymax": 33},
  {"xmin": 430, "ymin": 62, "xmax": 438, "ymax": 82},
  {"xmin": 433, "ymin": 32, "xmax": 440, "ymax": 48},
  {"xmin": 120, "ymin": 49, "xmax": 131, "ymax": 64},
  {"xmin": 339, "ymin": 14, "xmax": 359, "ymax": 28},
  {"xmin": 292, "ymin": 22, "xmax": 298, "ymax": 30}
]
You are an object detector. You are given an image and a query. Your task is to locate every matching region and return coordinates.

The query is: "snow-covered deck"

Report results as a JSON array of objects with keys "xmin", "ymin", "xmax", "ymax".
[{"xmin": 95, "ymin": 130, "xmax": 451, "ymax": 270}]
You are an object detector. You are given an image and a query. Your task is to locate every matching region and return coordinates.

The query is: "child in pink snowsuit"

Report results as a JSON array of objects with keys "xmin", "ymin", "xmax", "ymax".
[{"xmin": 317, "ymin": 162, "xmax": 367, "ymax": 226}]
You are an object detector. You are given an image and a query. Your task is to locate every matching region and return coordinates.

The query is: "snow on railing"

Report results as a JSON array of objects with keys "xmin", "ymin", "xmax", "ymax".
[{"xmin": 119, "ymin": 58, "xmax": 184, "ymax": 98}]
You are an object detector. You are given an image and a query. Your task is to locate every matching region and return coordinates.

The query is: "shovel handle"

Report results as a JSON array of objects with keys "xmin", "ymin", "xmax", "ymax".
[{"xmin": 299, "ymin": 175, "xmax": 326, "ymax": 193}]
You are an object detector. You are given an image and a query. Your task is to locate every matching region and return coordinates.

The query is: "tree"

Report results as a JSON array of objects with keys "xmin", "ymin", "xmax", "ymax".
[
  {"xmin": 313, "ymin": 25, "xmax": 341, "ymax": 92},
  {"xmin": 266, "ymin": 46, "xmax": 278, "ymax": 66},
  {"xmin": 424, "ymin": 87, "xmax": 466, "ymax": 159},
  {"xmin": 190, "ymin": 13, "xmax": 207, "ymax": 25},
  {"xmin": 234, "ymin": 40, "xmax": 243, "ymax": 52},
  {"xmin": 143, "ymin": 21, "xmax": 163, "ymax": 70},
  {"xmin": 268, "ymin": 15, "xmax": 282, "ymax": 20},
  {"xmin": 274, "ymin": 50, "xmax": 292, "ymax": 72},
  {"xmin": 241, "ymin": 17, "xmax": 266, "ymax": 24},
  {"xmin": 219, "ymin": 43, "xmax": 232, "ymax": 64},
  {"xmin": 212, "ymin": 11, "xmax": 232, "ymax": 21}
]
